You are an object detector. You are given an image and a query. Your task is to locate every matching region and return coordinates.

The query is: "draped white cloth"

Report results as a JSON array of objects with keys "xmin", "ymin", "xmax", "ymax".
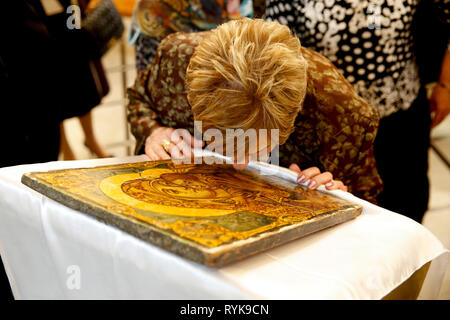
[{"xmin": 0, "ymin": 155, "xmax": 447, "ymax": 299}]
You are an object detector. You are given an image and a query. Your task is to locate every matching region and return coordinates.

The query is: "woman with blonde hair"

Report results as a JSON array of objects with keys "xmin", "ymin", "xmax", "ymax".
[{"xmin": 127, "ymin": 18, "xmax": 383, "ymax": 202}]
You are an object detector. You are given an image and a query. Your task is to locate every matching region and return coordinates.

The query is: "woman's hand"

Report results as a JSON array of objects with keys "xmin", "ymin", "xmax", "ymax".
[
  {"xmin": 288, "ymin": 164, "xmax": 348, "ymax": 192},
  {"xmin": 430, "ymin": 50, "xmax": 450, "ymax": 129},
  {"xmin": 430, "ymin": 83, "xmax": 450, "ymax": 129},
  {"xmin": 144, "ymin": 126, "xmax": 204, "ymax": 161}
]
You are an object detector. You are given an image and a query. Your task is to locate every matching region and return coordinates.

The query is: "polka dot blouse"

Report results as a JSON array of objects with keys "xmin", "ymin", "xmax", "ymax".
[{"xmin": 266, "ymin": 0, "xmax": 423, "ymax": 118}]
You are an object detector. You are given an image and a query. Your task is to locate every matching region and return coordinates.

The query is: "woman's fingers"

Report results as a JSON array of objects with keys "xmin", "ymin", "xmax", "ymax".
[
  {"xmin": 297, "ymin": 166, "xmax": 320, "ymax": 184},
  {"xmin": 190, "ymin": 135, "xmax": 205, "ymax": 149},
  {"xmin": 145, "ymin": 127, "xmax": 199, "ymax": 161},
  {"xmin": 307, "ymin": 172, "xmax": 333, "ymax": 190},
  {"xmin": 335, "ymin": 181, "xmax": 347, "ymax": 192},
  {"xmin": 152, "ymin": 144, "xmax": 171, "ymax": 160},
  {"xmin": 289, "ymin": 163, "xmax": 301, "ymax": 174},
  {"xmin": 291, "ymin": 164, "xmax": 349, "ymax": 191},
  {"xmin": 172, "ymin": 129, "xmax": 204, "ymax": 150},
  {"xmin": 160, "ymin": 128, "xmax": 202, "ymax": 160},
  {"xmin": 145, "ymin": 146, "xmax": 160, "ymax": 161},
  {"xmin": 325, "ymin": 180, "xmax": 348, "ymax": 192}
]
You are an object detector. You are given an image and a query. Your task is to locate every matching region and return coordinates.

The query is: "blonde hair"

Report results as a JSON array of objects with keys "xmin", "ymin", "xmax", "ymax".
[{"xmin": 186, "ymin": 18, "xmax": 307, "ymax": 147}]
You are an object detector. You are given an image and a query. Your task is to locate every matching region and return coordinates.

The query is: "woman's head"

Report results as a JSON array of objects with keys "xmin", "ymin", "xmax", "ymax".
[{"xmin": 186, "ymin": 18, "xmax": 308, "ymax": 158}]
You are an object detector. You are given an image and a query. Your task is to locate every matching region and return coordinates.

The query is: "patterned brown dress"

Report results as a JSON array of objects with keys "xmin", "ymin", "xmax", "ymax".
[{"xmin": 127, "ymin": 32, "xmax": 383, "ymax": 203}]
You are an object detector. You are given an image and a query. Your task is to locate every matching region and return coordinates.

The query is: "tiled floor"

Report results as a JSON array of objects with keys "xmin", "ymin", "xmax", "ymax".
[{"xmin": 61, "ymin": 18, "xmax": 450, "ymax": 299}]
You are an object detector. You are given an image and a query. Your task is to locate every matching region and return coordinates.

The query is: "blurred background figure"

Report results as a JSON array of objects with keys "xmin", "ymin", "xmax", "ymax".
[
  {"xmin": 1, "ymin": 0, "xmax": 65, "ymax": 168},
  {"xmin": 1, "ymin": 0, "xmax": 117, "ymax": 163},
  {"xmin": 265, "ymin": 0, "xmax": 450, "ymax": 223},
  {"xmin": 0, "ymin": 0, "xmax": 122, "ymax": 299},
  {"xmin": 45, "ymin": 0, "xmax": 118, "ymax": 160},
  {"xmin": 128, "ymin": 0, "xmax": 254, "ymax": 72}
]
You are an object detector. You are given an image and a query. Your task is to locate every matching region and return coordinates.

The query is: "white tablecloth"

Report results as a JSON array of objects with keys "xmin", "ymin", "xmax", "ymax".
[{"xmin": 0, "ymin": 155, "xmax": 448, "ymax": 299}]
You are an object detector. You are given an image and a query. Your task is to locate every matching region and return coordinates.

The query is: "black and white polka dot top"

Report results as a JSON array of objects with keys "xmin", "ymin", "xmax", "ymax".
[{"xmin": 266, "ymin": 0, "xmax": 423, "ymax": 118}]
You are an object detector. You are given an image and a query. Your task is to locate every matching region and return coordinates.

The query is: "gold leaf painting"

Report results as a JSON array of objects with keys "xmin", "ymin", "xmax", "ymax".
[{"xmin": 21, "ymin": 159, "xmax": 362, "ymax": 266}]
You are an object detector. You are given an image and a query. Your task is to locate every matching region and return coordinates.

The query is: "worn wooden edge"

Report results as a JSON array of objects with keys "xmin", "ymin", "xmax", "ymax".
[
  {"xmin": 21, "ymin": 168, "xmax": 362, "ymax": 267},
  {"xmin": 205, "ymin": 206, "xmax": 361, "ymax": 266}
]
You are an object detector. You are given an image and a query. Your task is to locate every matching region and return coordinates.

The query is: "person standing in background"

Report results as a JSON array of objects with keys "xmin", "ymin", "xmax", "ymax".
[
  {"xmin": 1, "ymin": 0, "xmax": 64, "ymax": 168},
  {"xmin": 265, "ymin": 0, "xmax": 450, "ymax": 223},
  {"xmin": 0, "ymin": 0, "xmax": 113, "ymax": 298},
  {"xmin": 0, "ymin": 0, "xmax": 64, "ymax": 300},
  {"xmin": 42, "ymin": 0, "xmax": 111, "ymax": 160}
]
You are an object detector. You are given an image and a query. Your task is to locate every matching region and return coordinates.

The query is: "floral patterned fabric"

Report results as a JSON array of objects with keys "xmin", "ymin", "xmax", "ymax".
[
  {"xmin": 134, "ymin": 0, "xmax": 253, "ymax": 38},
  {"xmin": 264, "ymin": 0, "xmax": 449, "ymax": 118},
  {"xmin": 131, "ymin": 0, "xmax": 253, "ymax": 71},
  {"xmin": 127, "ymin": 31, "xmax": 383, "ymax": 203}
]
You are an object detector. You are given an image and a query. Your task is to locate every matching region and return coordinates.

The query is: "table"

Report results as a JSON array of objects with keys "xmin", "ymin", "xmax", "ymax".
[{"xmin": 0, "ymin": 156, "xmax": 448, "ymax": 299}]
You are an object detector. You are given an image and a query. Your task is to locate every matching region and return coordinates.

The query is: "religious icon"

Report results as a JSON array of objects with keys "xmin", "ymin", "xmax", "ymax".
[{"xmin": 21, "ymin": 159, "xmax": 362, "ymax": 266}]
